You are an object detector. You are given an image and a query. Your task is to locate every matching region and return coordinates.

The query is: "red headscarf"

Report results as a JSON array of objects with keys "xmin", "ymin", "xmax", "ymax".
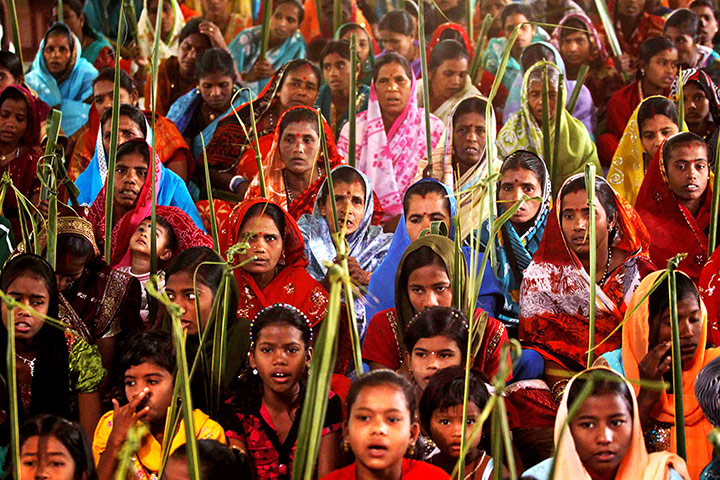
[
  {"xmin": 0, "ymin": 85, "xmax": 43, "ymax": 147},
  {"xmin": 428, "ymin": 23, "xmax": 474, "ymax": 60}
]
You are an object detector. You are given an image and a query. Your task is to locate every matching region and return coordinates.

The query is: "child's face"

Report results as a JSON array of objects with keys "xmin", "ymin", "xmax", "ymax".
[
  {"xmin": 165, "ymin": 271, "xmax": 215, "ymax": 337},
  {"xmin": 404, "ymin": 335, "xmax": 462, "ymax": 390},
  {"xmin": 1, "ymin": 274, "xmax": 49, "ymax": 341},
  {"xmin": 20, "ymin": 434, "xmax": 76, "ymax": 480},
  {"xmin": 129, "ymin": 219, "xmax": 173, "ymax": 261},
  {"xmin": 124, "ymin": 360, "xmax": 174, "ymax": 425},
  {"xmin": 346, "ymin": 384, "xmax": 420, "ymax": 476},
  {"xmin": 249, "ymin": 323, "xmax": 311, "ymax": 397},
  {"xmin": 161, "ymin": 456, "xmax": 193, "ymax": 480},
  {"xmin": 406, "ymin": 264, "xmax": 453, "ymax": 314},
  {"xmin": 429, "ymin": 402, "xmax": 482, "ymax": 459}
]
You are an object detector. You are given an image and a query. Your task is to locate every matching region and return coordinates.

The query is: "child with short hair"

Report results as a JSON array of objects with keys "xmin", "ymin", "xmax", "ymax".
[
  {"xmin": 92, "ymin": 330, "xmax": 226, "ymax": 480},
  {"xmin": 162, "ymin": 439, "xmax": 252, "ymax": 479}
]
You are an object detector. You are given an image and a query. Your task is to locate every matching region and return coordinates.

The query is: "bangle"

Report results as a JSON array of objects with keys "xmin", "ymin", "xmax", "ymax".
[{"xmin": 229, "ymin": 175, "xmax": 246, "ymax": 193}]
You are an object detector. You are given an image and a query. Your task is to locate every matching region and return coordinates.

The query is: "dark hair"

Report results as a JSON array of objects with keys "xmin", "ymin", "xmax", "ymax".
[
  {"xmin": 251, "ymin": 304, "xmax": 312, "ymax": 349},
  {"xmin": 566, "ymin": 369, "xmax": 634, "ymax": 418},
  {"xmin": 279, "ymin": 59, "xmax": 322, "ymax": 92},
  {"xmin": 100, "ymin": 103, "xmax": 148, "ymax": 138},
  {"xmin": 179, "ymin": 17, "xmax": 211, "ymax": 46},
  {"xmin": 195, "ymin": 48, "xmax": 235, "ymax": 80},
  {"xmin": 119, "ymin": 330, "xmax": 176, "ymax": 378},
  {"xmin": 559, "ymin": 17, "xmax": 591, "ymax": 42},
  {"xmin": 399, "ymin": 246, "xmax": 448, "ymax": 299},
  {"xmin": 438, "ymin": 28, "xmax": 466, "ymax": 44},
  {"xmin": 320, "ymin": 39, "xmax": 352, "ymax": 64},
  {"xmin": 500, "ymin": 3, "xmax": 533, "ymax": 29},
  {"xmin": 116, "ymin": 138, "xmax": 151, "ymax": 165},
  {"xmin": 318, "ymin": 166, "xmax": 366, "ymax": 203},
  {"xmin": 637, "ymin": 97, "xmax": 679, "ymax": 130},
  {"xmin": 0, "ymin": 51, "xmax": 24, "ymax": 81},
  {"xmin": 695, "ymin": 355, "xmax": 720, "ymax": 427},
  {"xmin": 139, "ymin": 215, "xmax": 178, "ymax": 254},
  {"xmin": 239, "ymin": 202, "xmax": 287, "ymax": 240},
  {"xmin": 1, "ymin": 254, "xmax": 59, "ymax": 321},
  {"xmin": 662, "ymin": 131, "xmax": 707, "ymax": 165},
  {"xmin": 639, "ymin": 36, "xmax": 676, "ymax": 65},
  {"xmin": 452, "ymin": 96, "xmax": 488, "ymax": 126},
  {"xmin": 665, "ymin": 8, "xmax": 699, "ymax": 40},
  {"xmin": 403, "ymin": 180, "xmax": 451, "ymax": 216},
  {"xmin": 278, "ymin": 107, "xmax": 320, "ymax": 138},
  {"xmin": 274, "ymin": 0, "xmax": 305, "ymax": 23},
  {"xmin": 559, "ymin": 176, "xmax": 618, "ymax": 232},
  {"xmin": 378, "ymin": 10, "xmax": 415, "ymax": 36},
  {"xmin": 57, "ymin": 233, "xmax": 95, "ymax": 263},
  {"xmin": 373, "ymin": 51, "xmax": 413, "ymax": 82},
  {"xmin": 52, "ymin": 0, "xmax": 94, "ymax": 40},
  {"xmin": 647, "ymin": 273, "xmax": 700, "ymax": 335},
  {"xmin": 93, "ymin": 67, "xmax": 135, "ymax": 94},
  {"xmin": 169, "ymin": 439, "xmax": 250, "ymax": 479},
  {"xmin": 429, "ymin": 39, "xmax": 470, "ymax": 72},
  {"xmin": 419, "ymin": 366, "xmax": 489, "ymax": 433},
  {"xmin": 346, "ymin": 369, "xmax": 417, "ymax": 418},
  {"xmin": 20, "ymin": 415, "xmax": 97, "ymax": 480},
  {"xmin": 690, "ymin": 0, "xmax": 719, "ymax": 22},
  {"xmin": 404, "ymin": 307, "xmax": 468, "ymax": 358},
  {"xmin": 521, "ymin": 43, "xmax": 556, "ymax": 71},
  {"xmin": 337, "ymin": 23, "xmax": 371, "ymax": 43},
  {"xmin": 499, "ymin": 150, "xmax": 547, "ymax": 187}
]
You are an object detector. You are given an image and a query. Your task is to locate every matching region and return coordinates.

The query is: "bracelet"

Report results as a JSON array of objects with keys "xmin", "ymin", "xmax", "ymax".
[
  {"xmin": 552, "ymin": 379, "xmax": 570, "ymax": 404},
  {"xmin": 229, "ymin": 175, "xmax": 246, "ymax": 193}
]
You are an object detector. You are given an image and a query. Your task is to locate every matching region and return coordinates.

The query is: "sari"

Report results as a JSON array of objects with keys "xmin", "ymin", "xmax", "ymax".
[
  {"xmin": 700, "ymin": 248, "xmax": 720, "ymax": 346},
  {"xmin": 417, "ymin": 77, "xmax": 481, "ymax": 127},
  {"xmin": 143, "ymin": 56, "xmax": 198, "ymax": 116},
  {"xmin": 83, "ymin": 0, "xmax": 144, "ymax": 44},
  {"xmin": 229, "ymin": 26, "xmax": 307, "ymax": 97},
  {"xmin": 497, "ymin": 62, "xmax": 600, "ymax": 197},
  {"xmin": 481, "ymin": 28, "xmax": 551, "ymax": 93},
  {"xmin": 598, "ymin": 80, "xmax": 645, "ymax": 167},
  {"xmin": 522, "ymin": 367, "xmax": 690, "ymax": 480},
  {"xmin": 604, "ymin": 1, "xmax": 665, "ymax": 60},
  {"xmin": 519, "ymin": 174, "xmax": 655, "ymax": 371},
  {"xmin": 244, "ymin": 106, "xmax": 344, "ymax": 220},
  {"xmin": 361, "ymin": 234, "xmax": 510, "ymax": 379},
  {"xmin": 224, "ymin": 198, "xmax": 329, "ymax": 325},
  {"xmin": 137, "ymin": 0, "xmax": 185, "ymax": 61},
  {"xmin": 669, "ymin": 68, "xmax": 720, "ymax": 141},
  {"xmin": 81, "ymin": 27, "xmax": 114, "ymax": 70},
  {"xmin": 315, "ymin": 83, "xmax": 370, "ymax": 137},
  {"xmin": 26, "ymin": 24, "xmax": 98, "ymax": 137},
  {"xmin": 428, "ymin": 23, "xmax": 474, "ymax": 61},
  {"xmin": 336, "ymin": 72, "xmax": 444, "ymax": 220},
  {"xmin": 635, "ymin": 139, "xmax": 712, "ymax": 283}
]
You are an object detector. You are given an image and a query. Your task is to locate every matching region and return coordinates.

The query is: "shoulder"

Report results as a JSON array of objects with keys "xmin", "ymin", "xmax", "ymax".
[
  {"xmin": 403, "ymin": 459, "xmax": 451, "ymax": 478},
  {"xmin": 521, "ymin": 458, "xmax": 552, "ymax": 480},
  {"xmin": 321, "ymin": 464, "xmax": 356, "ymax": 480}
]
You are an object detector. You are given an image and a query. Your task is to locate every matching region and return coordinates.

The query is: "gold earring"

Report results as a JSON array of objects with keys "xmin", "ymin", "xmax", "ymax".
[
  {"xmin": 342, "ymin": 440, "xmax": 350, "ymax": 452},
  {"xmin": 406, "ymin": 444, "xmax": 415, "ymax": 456}
]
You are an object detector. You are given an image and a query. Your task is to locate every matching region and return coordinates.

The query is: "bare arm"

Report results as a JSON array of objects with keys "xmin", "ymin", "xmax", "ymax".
[
  {"xmin": 78, "ymin": 392, "xmax": 102, "ymax": 439},
  {"xmin": 317, "ymin": 430, "xmax": 343, "ymax": 478}
]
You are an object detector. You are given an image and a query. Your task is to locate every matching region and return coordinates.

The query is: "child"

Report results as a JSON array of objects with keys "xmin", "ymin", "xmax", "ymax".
[
  {"xmin": 420, "ymin": 367, "xmax": 508, "ymax": 480},
  {"xmin": 322, "ymin": 370, "xmax": 450, "ymax": 479},
  {"xmin": 162, "ymin": 439, "xmax": 251, "ymax": 479},
  {"xmin": 223, "ymin": 304, "xmax": 342, "ymax": 479},
  {"xmin": 93, "ymin": 330, "xmax": 226, "ymax": 480}
]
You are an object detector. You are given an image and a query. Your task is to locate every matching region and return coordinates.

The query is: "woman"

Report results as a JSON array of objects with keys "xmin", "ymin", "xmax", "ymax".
[
  {"xmin": 229, "ymin": 0, "xmax": 307, "ymax": 96},
  {"xmin": 337, "ymin": 22, "xmax": 377, "ymax": 86},
  {"xmin": 199, "ymin": 0, "xmax": 251, "ymax": 46},
  {"xmin": 519, "ymin": 175, "xmax": 655, "ymax": 385},
  {"xmin": 52, "ymin": 0, "xmax": 113, "ymax": 70},
  {"xmin": 337, "ymin": 53, "xmax": 444, "ymax": 221},
  {"xmin": 377, "ymin": 10, "xmax": 421, "ymax": 77},
  {"xmin": 670, "ymin": 68, "xmax": 720, "ymax": 141},
  {"xmin": 597, "ymin": 271, "xmax": 719, "ymax": 479},
  {"xmin": 607, "ymin": 96, "xmax": 680, "ymax": 205},
  {"xmin": 362, "ymin": 234, "xmax": 509, "ymax": 379},
  {"xmin": 167, "ymin": 48, "xmax": 247, "ymax": 163},
  {"xmin": 497, "ymin": 62, "xmax": 600, "ymax": 196},
  {"xmin": 244, "ymin": 106, "xmax": 343, "ymax": 219},
  {"xmin": 137, "ymin": 0, "xmax": 186, "ymax": 62},
  {"xmin": 608, "ymin": 0, "xmax": 665, "ymax": 61},
  {"xmin": 25, "ymin": 22, "xmax": 98, "ymax": 137}
]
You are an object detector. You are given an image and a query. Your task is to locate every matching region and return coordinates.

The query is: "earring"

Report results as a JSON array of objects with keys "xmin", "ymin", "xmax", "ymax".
[
  {"xmin": 406, "ymin": 444, "xmax": 415, "ymax": 457},
  {"xmin": 342, "ymin": 440, "xmax": 350, "ymax": 452},
  {"xmin": 640, "ymin": 68, "xmax": 645, "ymax": 77},
  {"xmin": 252, "ymin": 368, "xmax": 258, "ymax": 375}
]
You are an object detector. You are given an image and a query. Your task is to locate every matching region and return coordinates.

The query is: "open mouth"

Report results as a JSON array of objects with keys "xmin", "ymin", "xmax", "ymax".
[
  {"xmin": 180, "ymin": 320, "xmax": 193, "ymax": 330},
  {"xmin": 15, "ymin": 321, "xmax": 31, "ymax": 333},
  {"xmin": 366, "ymin": 444, "xmax": 389, "ymax": 457},
  {"xmin": 271, "ymin": 371, "xmax": 291, "ymax": 383}
]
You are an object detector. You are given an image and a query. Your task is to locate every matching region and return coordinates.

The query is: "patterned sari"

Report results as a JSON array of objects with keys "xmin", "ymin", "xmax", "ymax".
[{"xmin": 137, "ymin": 0, "xmax": 185, "ymax": 61}]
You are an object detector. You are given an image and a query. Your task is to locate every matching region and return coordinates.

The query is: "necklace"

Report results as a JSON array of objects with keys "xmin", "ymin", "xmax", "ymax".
[
  {"xmin": 599, "ymin": 247, "xmax": 614, "ymax": 286},
  {"xmin": 464, "ymin": 451, "xmax": 487, "ymax": 480},
  {"xmin": 283, "ymin": 169, "xmax": 295, "ymax": 204},
  {"xmin": 16, "ymin": 352, "xmax": 36, "ymax": 376},
  {"xmin": 0, "ymin": 147, "xmax": 19, "ymax": 164}
]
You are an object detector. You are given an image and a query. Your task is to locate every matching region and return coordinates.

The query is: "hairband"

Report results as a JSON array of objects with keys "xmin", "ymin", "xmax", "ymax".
[
  {"xmin": 407, "ymin": 306, "xmax": 468, "ymax": 329},
  {"xmin": 249, "ymin": 303, "xmax": 314, "ymax": 347}
]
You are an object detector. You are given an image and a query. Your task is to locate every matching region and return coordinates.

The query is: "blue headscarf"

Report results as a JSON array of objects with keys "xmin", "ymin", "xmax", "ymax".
[
  {"xmin": 26, "ymin": 23, "xmax": 98, "ymax": 137},
  {"xmin": 365, "ymin": 178, "xmax": 502, "ymax": 324}
]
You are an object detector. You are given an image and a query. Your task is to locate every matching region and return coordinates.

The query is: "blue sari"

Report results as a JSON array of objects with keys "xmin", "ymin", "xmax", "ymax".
[
  {"xmin": 26, "ymin": 24, "xmax": 98, "ymax": 137},
  {"xmin": 365, "ymin": 178, "xmax": 503, "ymax": 324},
  {"xmin": 166, "ymin": 87, "xmax": 249, "ymax": 161}
]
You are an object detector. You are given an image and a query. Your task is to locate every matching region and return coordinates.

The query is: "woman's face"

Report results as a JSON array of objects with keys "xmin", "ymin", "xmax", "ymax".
[
  {"xmin": 560, "ymin": 189, "xmax": 613, "ymax": 259},
  {"xmin": 639, "ymin": 114, "xmax": 678, "ymax": 159},
  {"xmin": 178, "ymin": 33, "xmax": 211, "ymax": 79},
  {"xmin": 202, "ymin": 0, "xmax": 230, "ymax": 22},
  {"xmin": 375, "ymin": 62, "xmax": 412, "ymax": 121},
  {"xmin": 249, "ymin": 323, "xmax": 311, "ymax": 396},
  {"xmin": 650, "ymin": 293, "xmax": 703, "ymax": 368},
  {"xmin": 407, "ymin": 263, "xmax": 452, "ymax": 313},
  {"xmin": 269, "ymin": 2, "xmax": 301, "ymax": 44},
  {"xmin": 569, "ymin": 393, "xmax": 633, "ymax": 480},
  {"xmin": 341, "ymin": 28, "xmax": 371, "ymax": 65},
  {"xmin": 320, "ymin": 180, "xmax": 366, "ymax": 235},
  {"xmin": 664, "ymin": 142, "xmax": 709, "ymax": 206},
  {"xmin": 165, "ymin": 271, "xmax": 215, "ymax": 337},
  {"xmin": 148, "ymin": 0, "xmax": 175, "ymax": 38},
  {"xmin": 617, "ymin": 0, "xmax": 645, "ymax": 17},
  {"xmin": 527, "ymin": 80, "xmax": 558, "ymax": 125},
  {"xmin": 453, "ymin": 111, "xmax": 486, "ymax": 169},
  {"xmin": 239, "ymin": 214, "xmax": 285, "ymax": 278},
  {"xmin": 379, "ymin": 30, "xmax": 415, "ymax": 59},
  {"xmin": 684, "ymin": 81, "xmax": 711, "ymax": 126},
  {"xmin": 198, "ymin": 71, "xmax": 234, "ymax": 113},
  {"xmin": 405, "ymin": 335, "xmax": 462, "ymax": 390},
  {"xmin": 0, "ymin": 66, "xmax": 20, "ymax": 93},
  {"xmin": 430, "ymin": 58, "xmax": 469, "ymax": 104},
  {"xmin": 277, "ymin": 66, "xmax": 320, "ymax": 110},
  {"xmin": 279, "ymin": 120, "xmax": 320, "ymax": 177},
  {"xmin": 560, "ymin": 31, "xmax": 592, "ymax": 66},
  {"xmin": 20, "ymin": 434, "xmax": 77, "ymax": 480},
  {"xmin": 405, "ymin": 192, "xmax": 451, "ymax": 242},
  {"xmin": 498, "ymin": 167, "xmax": 543, "ymax": 225},
  {"xmin": 322, "ymin": 52, "xmax": 352, "ymax": 95},
  {"xmin": 52, "ymin": 6, "xmax": 84, "ymax": 39},
  {"xmin": 643, "ymin": 49, "xmax": 678, "ymax": 92},
  {"xmin": 102, "ymin": 115, "xmax": 145, "ymax": 153},
  {"xmin": 43, "ymin": 33, "xmax": 72, "ymax": 77},
  {"xmin": 1, "ymin": 274, "xmax": 50, "ymax": 342},
  {"xmin": 0, "ymin": 96, "xmax": 28, "ymax": 146}
]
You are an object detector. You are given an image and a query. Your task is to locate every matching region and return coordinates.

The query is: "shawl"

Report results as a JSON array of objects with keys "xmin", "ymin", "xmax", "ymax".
[
  {"xmin": 519, "ymin": 174, "xmax": 654, "ymax": 370},
  {"xmin": 607, "ymin": 96, "xmax": 673, "ymax": 206},
  {"xmin": 336, "ymin": 73, "xmax": 444, "ymax": 219},
  {"xmin": 700, "ymin": 247, "xmax": 720, "ymax": 346},
  {"xmin": 481, "ymin": 28, "xmax": 551, "ymax": 92},
  {"xmin": 417, "ymin": 76, "xmax": 482, "ymax": 127},
  {"xmin": 143, "ymin": 56, "xmax": 198, "ymax": 116},
  {"xmin": 26, "ymin": 24, "xmax": 98, "ymax": 137},
  {"xmin": 224, "ymin": 198, "xmax": 329, "ymax": 325},
  {"xmin": 428, "ymin": 23, "xmax": 473, "ymax": 60},
  {"xmin": 81, "ymin": 30, "xmax": 113, "ymax": 68},
  {"xmin": 166, "ymin": 87, "xmax": 249, "ymax": 160},
  {"xmin": 497, "ymin": 61, "xmax": 600, "ymax": 197},
  {"xmin": 622, "ymin": 271, "xmax": 720, "ymax": 479},
  {"xmin": 635, "ymin": 139, "xmax": 712, "ymax": 283},
  {"xmin": 479, "ymin": 151, "xmax": 552, "ymax": 327},
  {"xmin": 244, "ymin": 106, "xmax": 344, "ymax": 219},
  {"xmin": 229, "ymin": 25, "xmax": 307, "ymax": 97},
  {"xmin": 137, "ymin": 0, "xmax": 185, "ymax": 61},
  {"xmin": 606, "ymin": 2, "xmax": 665, "ymax": 60},
  {"xmin": 669, "ymin": 68, "xmax": 720, "ymax": 129},
  {"xmin": 523, "ymin": 367, "xmax": 690, "ymax": 480},
  {"xmin": 315, "ymin": 83, "xmax": 370, "ymax": 137}
]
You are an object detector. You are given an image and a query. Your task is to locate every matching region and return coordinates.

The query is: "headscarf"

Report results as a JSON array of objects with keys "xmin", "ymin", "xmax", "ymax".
[
  {"xmin": 497, "ymin": 61, "xmax": 600, "ymax": 196},
  {"xmin": 635, "ymin": 136, "xmax": 712, "ymax": 283},
  {"xmin": 622, "ymin": 270, "xmax": 720, "ymax": 479},
  {"xmin": 0, "ymin": 85, "xmax": 43, "ymax": 148},
  {"xmin": 607, "ymin": 96, "xmax": 674, "ymax": 206},
  {"xmin": 428, "ymin": 23, "xmax": 474, "ymax": 60},
  {"xmin": 669, "ymin": 68, "xmax": 720, "ymax": 127},
  {"xmin": 337, "ymin": 69, "xmax": 445, "ymax": 219},
  {"xmin": 519, "ymin": 174, "xmax": 654, "ymax": 370},
  {"xmin": 137, "ymin": 0, "xmax": 185, "ymax": 61},
  {"xmin": 550, "ymin": 13, "xmax": 610, "ymax": 67},
  {"xmin": 25, "ymin": 23, "xmax": 98, "ymax": 137}
]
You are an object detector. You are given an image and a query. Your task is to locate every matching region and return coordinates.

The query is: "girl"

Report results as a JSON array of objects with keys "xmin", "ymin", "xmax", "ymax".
[
  {"xmin": 522, "ymin": 368, "xmax": 689, "ymax": 480},
  {"xmin": 338, "ymin": 23, "xmax": 376, "ymax": 86},
  {"xmin": 608, "ymin": 96, "xmax": 680, "ymax": 205},
  {"xmin": 224, "ymin": 304, "xmax": 342, "ymax": 479},
  {"xmin": 19, "ymin": 414, "xmax": 98, "ymax": 480},
  {"xmin": 672, "ymin": 69, "xmax": 720, "ymax": 144},
  {"xmin": 322, "ymin": 369, "xmax": 450, "ymax": 479}
]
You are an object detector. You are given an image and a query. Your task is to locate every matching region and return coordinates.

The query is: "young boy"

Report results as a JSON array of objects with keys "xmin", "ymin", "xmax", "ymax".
[{"xmin": 93, "ymin": 330, "xmax": 226, "ymax": 480}]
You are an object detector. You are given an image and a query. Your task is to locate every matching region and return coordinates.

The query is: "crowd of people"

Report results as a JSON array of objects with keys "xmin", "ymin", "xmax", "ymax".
[{"xmin": 1, "ymin": 0, "xmax": 720, "ymax": 476}]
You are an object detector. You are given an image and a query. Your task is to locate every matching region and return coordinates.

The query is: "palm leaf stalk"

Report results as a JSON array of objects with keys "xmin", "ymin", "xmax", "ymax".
[
  {"xmin": 246, "ymin": 90, "xmax": 268, "ymax": 197},
  {"xmin": 585, "ymin": 164, "xmax": 598, "ymax": 366},
  {"xmin": 551, "ymin": 74, "xmax": 564, "ymax": 177},
  {"xmin": 592, "ymin": 0, "xmax": 622, "ymax": 56},
  {"xmin": 710, "ymin": 126, "xmax": 720, "ymax": 254},
  {"xmin": 348, "ymin": 34, "xmax": 358, "ymax": 168},
  {"xmin": 39, "ymin": 109, "xmax": 63, "ymax": 268},
  {"xmin": 209, "ymin": 273, "xmax": 232, "ymax": 416},
  {"xmin": 200, "ymin": 133, "xmax": 221, "ymax": 252},
  {"xmin": 470, "ymin": 14, "xmax": 493, "ymax": 82},
  {"xmin": 57, "ymin": 0, "xmax": 64, "ymax": 22},
  {"xmin": 417, "ymin": 0, "xmax": 435, "ymax": 172},
  {"xmin": 667, "ymin": 257, "xmax": 687, "ymax": 460},
  {"xmin": 566, "ymin": 64, "xmax": 589, "ymax": 114},
  {"xmin": 4, "ymin": 304, "xmax": 19, "ymax": 480},
  {"xmin": 14, "ymin": 183, "xmax": 41, "ymax": 254},
  {"xmin": 541, "ymin": 65, "xmax": 552, "ymax": 175},
  {"xmin": 259, "ymin": 0, "xmax": 273, "ymax": 60},
  {"xmin": 113, "ymin": 423, "xmax": 149, "ymax": 480},
  {"xmin": 336, "ymin": 234, "xmax": 363, "ymax": 374},
  {"xmin": 467, "ymin": 0, "xmax": 475, "ymax": 40},
  {"xmin": 333, "ymin": 0, "xmax": 343, "ymax": 36},
  {"xmin": 677, "ymin": 68, "xmax": 685, "ymax": 132},
  {"xmin": 149, "ymin": 0, "xmax": 166, "ymax": 277},
  {"xmin": 6, "ymin": 0, "xmax": 22, "ymax": 65}
]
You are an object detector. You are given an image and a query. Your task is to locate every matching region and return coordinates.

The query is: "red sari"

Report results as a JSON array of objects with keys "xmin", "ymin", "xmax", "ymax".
[
  {"xmin": 321, "ymin": 459, "xmax": 451, "ymax": 480},
  {"xmin": 597, "ymin": 81, "xmax": 643, "ymax": 167},
  {"xmin": 224, "ymin": 198, "xmax": 329, "ymax": 325},
  {"xmin": 635, "ymin": 142, "xmax": 712, "ymax": 283},
  {"xmin": 700, "ymin": 249, "xmax": 720, "ymax": 346}
]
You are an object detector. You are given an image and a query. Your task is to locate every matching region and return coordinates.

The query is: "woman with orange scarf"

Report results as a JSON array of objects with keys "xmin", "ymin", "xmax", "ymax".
[{"xmin": 597, "ymin": 271, "xmax": 720, "ymax": 479}]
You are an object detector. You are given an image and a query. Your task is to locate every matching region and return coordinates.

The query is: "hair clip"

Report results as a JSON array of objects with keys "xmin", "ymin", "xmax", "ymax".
[{"xmin": 249, "ymin": 303, "xmax": 314, "ymax": 348}]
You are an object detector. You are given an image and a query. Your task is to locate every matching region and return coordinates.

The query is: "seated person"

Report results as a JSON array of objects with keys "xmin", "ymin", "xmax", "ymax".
[
  {"xmin": 376, "ymin": 10, "xmax": 422, "ymax": 77},
  {"xmin": 689, "ymin": 0, "xmax": 719, "ymax": 51},
  {"xmin": 162, "ymin": 439, "xmax": 252, "ymax": 479},
  {"xmin": 93, "ymin": 330, "xmax": 226, "ymax": 479},
  {"xmin": 197, "ymin": 0, "xmax": 251, "ymax": 47},
  {"xmin": 137, "ymin": 0, "xmax": 186, "ymax": 64},
  {"xmin": 695, "ymin": 356, "xmax": 720, "ymax": 478},
  {"xmin": 672, "ymin": 69, "xmax": 720, "ymax": 147},
  {"xmin": 51, "ymin": 0, "xmax": 113, "ymax": 70},
  {"xmin": 664, "ymin": 8, "xmax": 720, "ymax": 69},
  {"xmin": 635, "ymin": 132, "xmax": 711, "ymax": 282},
  {"xmin": 337, "ymin": 22, "xmax": 376, "ymax": 86}
]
